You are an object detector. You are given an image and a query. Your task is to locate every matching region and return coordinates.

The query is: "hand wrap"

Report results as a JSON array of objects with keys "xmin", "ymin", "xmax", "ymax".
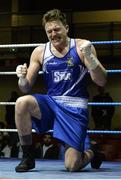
[{"xmin": 80, "ymin": 41, "xmax": 99, "ymax": 70}]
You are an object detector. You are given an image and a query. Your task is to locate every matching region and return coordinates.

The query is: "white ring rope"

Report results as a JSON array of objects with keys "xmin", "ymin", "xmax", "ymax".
[
  {"xmin": 0, "ymin": 102, "xmax": 15, "ymax": 105},
  {"xmin": 0, "ymin": 43, "xmax": 42, "ymax": 48},
  {"xmin": 0, "ymin": 71, "xmax": 44, "ymax": 75},
  {"xmin": 0, "ymin": 128, "xmax": 36, "ymax": 133},
  {"xmin": 0, "ymin": 40, "xmax": 121, "ymax": 49},
  {"xmin": 0, "ymin": 72, "xmax": 16, "ymax": 75},
  {"xmin": 0, "ymin": 70, "xmax": 121, "ymax": 75}
]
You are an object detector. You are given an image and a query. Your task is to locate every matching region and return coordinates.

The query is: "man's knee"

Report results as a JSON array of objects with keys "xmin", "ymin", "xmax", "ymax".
[
  {"xmin": 65, "ymin": 159, "xmax": 82, "ymax": 172},
  {"xmin": 16, "ymin": 97, "xmax": 24, "ymax": 111},
  {"xmin": 64, "ymin": 147, "xmax": 83, "ymax": 172},
  {"xmin": 15, "ymin": 96, "xmax": 31, "ymax": 114}
]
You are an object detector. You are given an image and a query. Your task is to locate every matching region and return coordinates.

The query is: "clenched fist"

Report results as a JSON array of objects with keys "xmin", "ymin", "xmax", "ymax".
[
  {"xmin": 80, "ymin": 40, "xmax": 92, "ymax": 57},
  {"xmin": 80, "ymin": 41, "xmax": 99, "ymax": 70},
  {"xmin": 16, "ymin": 63, "xmax": 27, "ymax": 78}
]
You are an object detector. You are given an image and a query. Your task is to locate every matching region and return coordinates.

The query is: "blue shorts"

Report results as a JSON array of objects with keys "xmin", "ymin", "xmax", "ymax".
[{"xmin": 32, "ymin": 94, "xmax": 89, "ymax": 152}]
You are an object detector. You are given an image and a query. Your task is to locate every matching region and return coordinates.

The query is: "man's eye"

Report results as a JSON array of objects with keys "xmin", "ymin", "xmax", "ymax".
[{"xmin": 48, "ymin": 31, "xmax": 51, "ymax": 34}]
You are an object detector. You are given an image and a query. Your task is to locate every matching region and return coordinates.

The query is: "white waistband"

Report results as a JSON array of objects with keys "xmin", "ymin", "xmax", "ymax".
[{"xmin": 52, "ymin": 96, "xmax": 88, "ymax": 108}]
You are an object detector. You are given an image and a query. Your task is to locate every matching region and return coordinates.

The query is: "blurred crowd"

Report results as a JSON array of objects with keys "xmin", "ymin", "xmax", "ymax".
[{"xmin": 0, "ymin": 130, "xmax": 65, "ymax": 160}]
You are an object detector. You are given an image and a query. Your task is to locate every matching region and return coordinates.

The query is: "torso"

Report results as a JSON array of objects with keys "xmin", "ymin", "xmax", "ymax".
[{"xmin": 42, "ymin": 38, "xmax": 89, "ymax": 98}]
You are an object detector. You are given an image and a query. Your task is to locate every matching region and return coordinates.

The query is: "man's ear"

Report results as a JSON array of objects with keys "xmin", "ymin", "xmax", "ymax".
[{"xmin": 65, "ymin": 25, "xmax": 69, "ymax": 31}]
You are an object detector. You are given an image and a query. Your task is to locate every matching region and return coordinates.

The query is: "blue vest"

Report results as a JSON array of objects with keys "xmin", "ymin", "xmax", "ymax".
[{"xmin": 42, "ymin": 38, "xmax": 89, "ymax": 98}]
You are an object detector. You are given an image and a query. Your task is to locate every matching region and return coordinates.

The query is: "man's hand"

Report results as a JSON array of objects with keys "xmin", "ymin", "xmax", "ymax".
[
  {"xmin": 16, "ymin": 63, "xmax": 27, "ymax": 78},
  {"xmin": 16, "ymin": 63, "xmax": 28, "ymax": 87},
  {"xmin": 80, "ymin": 40, "xmax": 92, "ymax": 57},
  {"xmin": 80, "ymin": 41, "xmax": 99, "ymax": 70}
]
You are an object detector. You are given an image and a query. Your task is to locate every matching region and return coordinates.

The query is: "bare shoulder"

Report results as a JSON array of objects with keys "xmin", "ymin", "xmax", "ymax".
[
  {"xmin": 75, "ymin": 38, "xmax": 88, "ymax": 52},
  {"xmin": 76, "ymin": 38, "xmax": 96, "ymax": 54},
  {"xmin": 30, "ymin": 44, "xmax": 46, "ymax": 64},
  {"xmin": 32, "ymin": 44, "xmax": 45, "ymax": 56},
  {"xmin": 75, "ymin": 38, "xmax": 91, "ymax": 46}
]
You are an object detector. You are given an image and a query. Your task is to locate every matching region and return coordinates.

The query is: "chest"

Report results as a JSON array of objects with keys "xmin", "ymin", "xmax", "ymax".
[{"xmin": 45, "ymin": 55, "xmax": 80, "ymax": 72}]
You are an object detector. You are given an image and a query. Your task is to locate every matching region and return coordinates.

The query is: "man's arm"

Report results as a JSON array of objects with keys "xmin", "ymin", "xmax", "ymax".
[
  {"xmin": 80, "ymin": 40, "xmax": 107, "ymax": 87},
  {"xmin": 16, "ymin": 46, "xmax": 44, "ymax": 93}
]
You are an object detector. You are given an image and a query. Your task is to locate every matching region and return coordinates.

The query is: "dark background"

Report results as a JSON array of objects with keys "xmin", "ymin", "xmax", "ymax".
[{"xmin": 1, "ymin": 0, "xmax": 121, "ymax": 13}]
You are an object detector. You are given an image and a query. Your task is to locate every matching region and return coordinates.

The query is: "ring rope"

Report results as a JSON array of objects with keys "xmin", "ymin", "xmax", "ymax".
[
  {"xmin": 0, "ymin": 69, "xmax": 121, "ymax": 75},
  {"xmin": 0, "ymin": 71, "xmax": 44, "ymax": 75},
  {"xmin": 88, "ymin": 130, "xmax": 121, "ymax": 134},
  {"xmin": 0, "ymin": 41, "xmax": 120, "ymax": 135},
  {"xmin": 107, "ymin": 70, "xmax": 121, "ymax": 73},
  {"xmin": 92, "ymin": 40, "xmax": 121, "ymax": 45},
  {"xmin": 0, "ymin": 128, "xmax": 121, "ymax": 134},
  {"xmin": 0, "ymin": 40, "xmax": 121, "ymax": 49},
  {"xmin": 0, "ymin": 128, "xmax": 35, "ymax": 133},
  {"xmin": 0, "ymin": 102, "xmax": 121, "ymax": 106},
  {"xmin": 0, "ymin": 102, "xmax": 15, "ymax": 105},
  {"xmin": 0, "ymin": 43, "xmax": 42, "ymax": 48},
  {"xmin": 88, "ymin": 102, "xmax": 121, "ymax": 106}
]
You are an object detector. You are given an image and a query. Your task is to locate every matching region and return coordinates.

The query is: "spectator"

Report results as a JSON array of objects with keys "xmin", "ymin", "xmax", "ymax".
[
  {"xmin": 5, "ymin": 91, "xmax": 19, "ymax": 129},
  {"xmin": 11, "ymin": 141, "xmax": 23, "ymax": 158},
  {"xmin": 0, "ymin": 132, "xmax": 4, "ymax": 157},
  {"xmin": 5, "ymin": 91, "xmax": 19, "ymax": 147},
  {"xmin": 1, "ymin": 134, "xmax": 11, "ymax": 158},
  {"xmin": 91, "ymin": 86, "xmax": 115, "ymax": 130},
  {"xmin": 35, "ymin": 133, "xmax": 60, "ymax": 159}
]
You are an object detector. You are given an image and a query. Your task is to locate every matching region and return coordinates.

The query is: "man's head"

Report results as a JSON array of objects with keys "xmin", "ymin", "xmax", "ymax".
[
  {"xmin": 42, "ymin": 133, "xmax": 53, "ymax": 146},
  {"xmin": 42, "ymin": 9, "xmax": 67, "ymax": 28},
  {"xmin": 42, "ymin": 9, "xmax": 69, "ymax": 47}
]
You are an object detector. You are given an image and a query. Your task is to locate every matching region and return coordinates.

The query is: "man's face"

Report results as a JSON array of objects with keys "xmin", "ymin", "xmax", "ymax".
[
  {"xmin": 45, "ymin": 20, "xmax": 69, "ymax": 47},
  {"xmin": 43, "ymin": 134, "xmax": 52, "ymax": 146}
]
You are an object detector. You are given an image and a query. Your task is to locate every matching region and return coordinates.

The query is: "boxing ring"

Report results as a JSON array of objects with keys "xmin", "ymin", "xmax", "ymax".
[{"xmin": 0, "ymin": 40, "xmax": 121, "ymax": 179}]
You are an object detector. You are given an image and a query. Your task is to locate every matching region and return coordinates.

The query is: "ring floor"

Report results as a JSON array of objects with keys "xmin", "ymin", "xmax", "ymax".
[{"xmin": 0, "ymin": 158, "xmax": 121, "ymax": 179}]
